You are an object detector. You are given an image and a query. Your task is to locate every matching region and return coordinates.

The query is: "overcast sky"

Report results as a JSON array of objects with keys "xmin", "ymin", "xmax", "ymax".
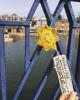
[{"xmin": 0, "ymin": 0, "xmax": 80, "ymax": 18}]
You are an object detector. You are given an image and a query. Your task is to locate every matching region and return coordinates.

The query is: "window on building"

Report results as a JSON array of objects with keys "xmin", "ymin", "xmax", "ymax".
[
  {"xmin": 17, "ymin": 28, "xmax": 20, "ymax": 33},
  {"xmin": 8, "ymin": 28, "xmax": 11, "ymax": 33},
  {"xmin": 31, "ymin": 20, "xmax": 37, "ymax": 27}
]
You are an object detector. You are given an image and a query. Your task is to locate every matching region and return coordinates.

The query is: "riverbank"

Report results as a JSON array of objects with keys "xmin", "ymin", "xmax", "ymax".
[
  {"xmin": 4, "ymin": 33, "xmax": 25, "ymax": 43},
  {"xmin": 4, "ymin": 32, "xmax": 38, "ymax": 43},
  {"xmin": 4, "ymin": 34, "xmax": 13, "ymax": 43},
  {"xmin": 4, "ymin": 32, "xmax": 79, "ymax": 43},
  {"xmin": 9, "ymin": 33, "xmax": 25, "ymax": 42},
  {"xmin": 30, "ymin": 32, "xmax": 38, "ymax": 37}
]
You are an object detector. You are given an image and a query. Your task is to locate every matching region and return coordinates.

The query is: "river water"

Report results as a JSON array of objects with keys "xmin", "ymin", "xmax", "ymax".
[{"xmin": 0, "ymin": 35, "xmax": 79, "ymax": 100}]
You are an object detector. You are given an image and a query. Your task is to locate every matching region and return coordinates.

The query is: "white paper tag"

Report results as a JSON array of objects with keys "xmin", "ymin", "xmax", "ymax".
[{"xmin": 53, "ymin": 55, "xmax": 73, "ymax": 94}]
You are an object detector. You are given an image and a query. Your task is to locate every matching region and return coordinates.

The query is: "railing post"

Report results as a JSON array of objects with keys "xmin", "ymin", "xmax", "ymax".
[
  {"xmin": 75, "ymin": 32, "xmax": 80, "ymax": 89},
  {"xmin": 25, "ymin": 0, "xmax": 41, "ymax": 71},
  {"xmin": 67, "ymin": 25, "xmax": 76, "ymax": 62},
  {"xmin": 25, "ymin": 25, "xmax": 30, "ymax": 71},
  {"xmin": 0, "ymin": 26, "xmax": 7, "ymax": 100},
  {"xmin": 64, "ymin": 1, "xmax": 76, "ymax": 63}
]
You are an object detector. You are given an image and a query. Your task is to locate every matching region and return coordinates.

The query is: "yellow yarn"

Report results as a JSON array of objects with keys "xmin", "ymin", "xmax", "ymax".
[{"xmin": 36, "ymin": 25, "xmax": 59, "ymax": 51}]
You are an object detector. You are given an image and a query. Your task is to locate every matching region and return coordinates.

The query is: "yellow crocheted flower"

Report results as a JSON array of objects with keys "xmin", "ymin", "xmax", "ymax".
[{"xmin": 36, "ymin": 25, "xmax": 59, "ymax": 51}]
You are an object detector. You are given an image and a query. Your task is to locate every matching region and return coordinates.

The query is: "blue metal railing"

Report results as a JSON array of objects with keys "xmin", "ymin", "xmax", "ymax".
[{"xmin": 0, "ymin": 0, "xmax": 80, "ymax": 100}]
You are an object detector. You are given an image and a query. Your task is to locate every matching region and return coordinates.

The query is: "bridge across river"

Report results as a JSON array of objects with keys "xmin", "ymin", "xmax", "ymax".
[{"xmin": 0, "ymin": 0, "xmax": 80, "ymax": 100}]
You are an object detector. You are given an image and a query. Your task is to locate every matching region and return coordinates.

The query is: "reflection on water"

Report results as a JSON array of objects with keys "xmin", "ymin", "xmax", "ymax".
[{"xmin": 0, "ymin": 35, "xmax": 79, "ymax": 100}]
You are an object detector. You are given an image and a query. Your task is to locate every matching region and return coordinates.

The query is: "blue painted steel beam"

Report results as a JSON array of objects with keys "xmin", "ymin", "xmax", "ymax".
[
  {"xmin": 24, "ymin": 0, "xmax": 42, "ymax": 76},
  {"xmin": 33, "ymin": 0, "xmax": 80, "ymax": 99},
  {"xmin": 68, "ymin": 61, "xmax": 80, "ymax": 97},
  {"xmin": 33, "ymin": 0, "xmax": 79, "ymax": 97},
  {"xmin": 13, "ymin": 0, "xmax": 42, "ymax": 98},
  {"xmin": 34, "ymin": 41, "xmax": 80, "ymax": 100},
  {"xmin": 33, "ymin": 39, "xmax": 68, "ymax": 100},
  {"xmin": 25, "ymin": 0, "xmax": 41, "ymax": 71},
  {"xmin": 13, "ymin": 0, "xmax": 54, "ymax": 98},
  {"xmin": 64, "ymin": 4, "xmax": 80, "ymax": 93},
  {"xmin": 52, "ymin": 85, "xmax": 60, "ymax": 100},
  {"xmin": 33, "ymin": 56, "xmax": 55, "ymax": 100},
  {"xmin": 64, "ymin": 1, "xmax": 76, "ymax": 25},
  {"xmin": 75, "ymin": 32, "xmax": 80, "ymax": 89},
  {"xmin": 52, "ymin": 0, "xmax": 66, "ymax": 26},
  {"xmin": 33, "ymin": 73, "xmax": 50, "ymax": 100},
  {"xmin": 67, "ymin": 26, "xmax": 76, "ymax": 62},
  {"xmin": 40, "ymin": 0, "xmax": 53, "ymax": 25},
  {"xmin": 13, "ymin": 46, "xmax": 42, "ymax": 100},
  {"xmin": 32, "ymin": 1, "xmax": 58, "ymax": 97},
  {"xmin": 0, "ymin": 20, "xmax": 29, "ymax": 26},
  {"xmin": 26, "ymin": 0, "xmax": 41, "ymax": 21},
  {"xmin": 0, "ymin": 26, "xmax": 7, "ymax": 100},
  {"xmin": 25, "ymin": 1, "xmax": 55, "ymax": 99},
  {"xmin": 13, "ymin": 0, "xmax": 79, "ymax": 99},
  {"xmin": 30, "ymin": 46, "xmax": 42, "ymax": 62},
  {"xmin": 25, "ymin": 26, "xmax": 30, "ymax": 71},
  {"xmin": 64, "ymin": 2, "xmax": 76, "ymax": 62}
]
